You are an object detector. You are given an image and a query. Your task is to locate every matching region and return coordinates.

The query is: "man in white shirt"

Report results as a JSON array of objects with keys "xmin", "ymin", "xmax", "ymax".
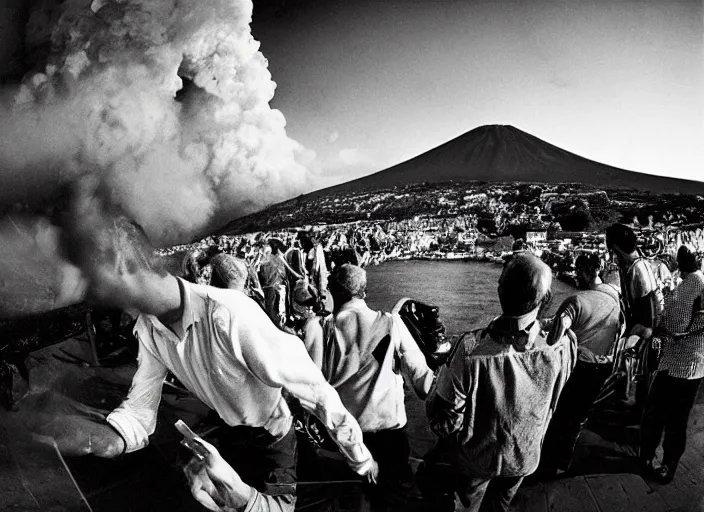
[
  {"xmin": 302, "ymin": 264, "xmax": 434, "ymax": 509},
  {"xmin": 65, "ymin": 217, "xmax": 378, "ymax": 512}
]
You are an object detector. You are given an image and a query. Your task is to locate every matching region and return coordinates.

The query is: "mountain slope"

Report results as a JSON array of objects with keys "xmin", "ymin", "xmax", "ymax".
[{"xmin": 308, "ymin": 125, "xmax": 704, "ymax": 197}]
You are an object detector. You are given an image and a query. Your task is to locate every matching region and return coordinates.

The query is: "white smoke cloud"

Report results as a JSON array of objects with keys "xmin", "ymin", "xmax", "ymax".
[{"xmin": 0, "ymin": 0, "xmax": 311, "ymax": 246}]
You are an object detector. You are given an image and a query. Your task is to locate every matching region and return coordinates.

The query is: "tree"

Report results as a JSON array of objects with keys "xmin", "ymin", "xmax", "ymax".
[{"xmin": 559, "ymin": 208, "xmax": 593, "ymax": 231}]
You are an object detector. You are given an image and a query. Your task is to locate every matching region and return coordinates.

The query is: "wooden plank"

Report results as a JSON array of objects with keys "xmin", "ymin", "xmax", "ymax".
[
  {"xmin": 646, "ymin": 464, "xmax": 703, "ymax": 512},
  {"xmin": 510, "ymin": 481, "xmax": 548, "ymax": 512},
  {"xmin": 545, "ymin": 477, "xmax": 600, "ymax": 512},
  {"xmin": 12, "ymin": 440, "xmax": 92, "ymax": 511},
  {"xmin": 679, "ymin": 403, "xmax": 704, "ymax": 484},
  {"xmin": 585, "ymin": 474, "xmax": 668, "ymax": 512},
  {"xmin": 0, "ymin": 444, "xmax": 42, "ymax": 510}
]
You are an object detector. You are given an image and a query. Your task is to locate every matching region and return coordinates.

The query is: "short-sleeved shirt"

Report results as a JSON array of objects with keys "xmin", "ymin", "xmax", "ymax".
[
  {"xmin": 659, "ymin": 271, "xmax": 704, "ymax": 379},
  {"xmin": 621, "ymin": 258, "xmax": 659, "ymax": 330},
  {"xmin": 556, "ymin": 283, "xmax": 622, "ymax": 363}
]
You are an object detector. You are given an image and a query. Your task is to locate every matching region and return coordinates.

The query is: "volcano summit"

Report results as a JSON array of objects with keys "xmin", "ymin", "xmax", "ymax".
[{"xmin": 309, "ymin": 125, "xmax": 704, "ymax": 198}]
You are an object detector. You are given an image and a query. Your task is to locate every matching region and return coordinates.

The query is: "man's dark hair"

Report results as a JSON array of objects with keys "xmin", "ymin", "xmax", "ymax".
[
  {"xmin": 575, "ymin": 253, "xmax": 600, "ymax": 274},
  {"xmin": 677, "ymin": 245, "xmax": 700, "ymax": 274},
  {"xmin": 498, "ymin": 253, "xmax": 552, "ymax": 316},
  {"xmin": 606, "ymin": 223, "xmax": 637, "ymax": 254}
]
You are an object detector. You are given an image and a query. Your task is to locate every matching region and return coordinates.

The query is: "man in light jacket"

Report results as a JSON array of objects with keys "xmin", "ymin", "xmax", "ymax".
[{"xmin": 420, "ymin": 254, "xmax": 578, "ymax": 512}]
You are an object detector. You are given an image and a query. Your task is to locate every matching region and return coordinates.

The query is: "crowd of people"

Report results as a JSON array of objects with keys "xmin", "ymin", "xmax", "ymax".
[{"xmin": 60, "ymin": 219, "xmax": 703, "ymax": 512}]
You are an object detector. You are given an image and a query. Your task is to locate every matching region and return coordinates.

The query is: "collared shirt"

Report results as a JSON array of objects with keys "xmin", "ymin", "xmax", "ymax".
[
  {"xmin": 427, "ymin": 314, "xmax": 577, "ymax": 478},
  {"xmin": 106, "ymin": 278, "xmax": 373, "ymax": 475},
  {"xmin": 303, "ymin": 299, "xmax": 434, "ymax": 432},
  {"xmin": 659, "ymin": 271, "xmax": 704, "ymax": 380}
]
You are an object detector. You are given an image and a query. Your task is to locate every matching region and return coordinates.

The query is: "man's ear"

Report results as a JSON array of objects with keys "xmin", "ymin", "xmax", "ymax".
[{"xmin": 540, "ymin": 290, "xmax": 553, "ymax": 313}]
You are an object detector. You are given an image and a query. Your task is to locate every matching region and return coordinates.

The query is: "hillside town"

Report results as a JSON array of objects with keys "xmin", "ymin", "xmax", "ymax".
[{"xmin": 165, "ymin": 181, "xmax": 704, "ymax": 287}]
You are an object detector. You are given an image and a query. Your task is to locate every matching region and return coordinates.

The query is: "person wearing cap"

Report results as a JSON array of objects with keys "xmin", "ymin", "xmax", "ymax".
[
  {"xmin": 537, "ymin": 253, "xmax": 624, "ymax": 476},
  {"xmin": 58, "ymin": 210, "xmax": 379, "ymax": 512},
  {"xmin": 420, "ymin": 254, "xmax": 577, "ymax": 512},
  {"xmin": 640, "ymin": 245, "xmax": 704, "ymax": 483},
  {"xmin": 301, "ymin": 263, "xmax": 434, "ymax": 509}
]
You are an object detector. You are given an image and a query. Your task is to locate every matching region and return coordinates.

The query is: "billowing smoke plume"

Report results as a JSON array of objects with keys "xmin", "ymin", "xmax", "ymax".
[{"xmin": 0, "ymin": 0, "xmax": 313, "ymax": 246}]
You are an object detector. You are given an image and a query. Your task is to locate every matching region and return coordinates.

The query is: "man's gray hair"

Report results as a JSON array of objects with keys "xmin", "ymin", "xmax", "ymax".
[
  {"xmin": 498, "ymin": 254, "xmax": 552, "ymax": 316},
  {"xmin": 330, "ymin": 264, "xmax": 367, "ymax": 300},
  {"xmin": 210, "ymin": 254, "xmax": 248, "ymax": 291}
]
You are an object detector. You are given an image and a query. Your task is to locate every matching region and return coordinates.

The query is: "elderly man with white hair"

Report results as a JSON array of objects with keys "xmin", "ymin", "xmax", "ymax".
[
  {"xmin": 420, "ymin": 253, "xmax": 578, "ymax": 512},
  {"xmin": 302, "ymin": 263, "xmax": 434, "ymax": 509}
]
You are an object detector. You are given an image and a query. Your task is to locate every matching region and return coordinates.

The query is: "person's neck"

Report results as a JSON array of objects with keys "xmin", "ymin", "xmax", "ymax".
[
  {"xmin": 136, "ymin": 273, "xmax": 183, "ymax": 324},
  {"xmin": 334, "ymin": 297, "xmax": 365, "ymax": 314},
  {"xmin": 587, "ymin": 276, "xmax": 603, "ymax": 289},
  {"xmin": 620, "ymin": 251, "xmax": 638, "ymax": 266}
]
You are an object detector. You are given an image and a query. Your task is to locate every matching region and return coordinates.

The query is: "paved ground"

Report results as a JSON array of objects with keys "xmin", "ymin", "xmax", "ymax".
[{"xmin": 1, "ymin": 336, "xmax": 703, "ymax": 512}]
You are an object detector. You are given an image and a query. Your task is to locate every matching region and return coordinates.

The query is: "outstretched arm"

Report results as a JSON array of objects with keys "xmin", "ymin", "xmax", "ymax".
[
  {"xmin": 393, "ymin": 314, "xmax": 435, "ymax": 399},
  {"xmin": 426, "ymin": 337, "xmax": 470, "ymax": 438},
  {"xmin": 238, "ymin": 300, "xmax": 376, "ymax": 478},
  {"xmin": 106, "ymin": 336, "xmax": 168, "ymax": 454}
]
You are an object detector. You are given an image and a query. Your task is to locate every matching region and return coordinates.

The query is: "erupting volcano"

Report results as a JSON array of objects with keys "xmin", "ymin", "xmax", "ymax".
[
  {"xmin": 0, "ymin": 0, "xmax": 312, "ymax": 246},
  {"xmin": 0, "ymin": 0, "xmax": 315, "ymax": 317}
]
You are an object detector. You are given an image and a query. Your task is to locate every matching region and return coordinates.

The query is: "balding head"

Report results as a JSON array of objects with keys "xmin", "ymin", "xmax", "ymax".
[
  {"xmin": 210, "ymin": 254, "xmax": 248, "ymax": 291},
  {"xmin": 498, "ymin": 253, "xmax": 552, "ymax": 316},
  {"xmin": 330, "ymin": 264, "xmax": 367, "ymax": 307}
]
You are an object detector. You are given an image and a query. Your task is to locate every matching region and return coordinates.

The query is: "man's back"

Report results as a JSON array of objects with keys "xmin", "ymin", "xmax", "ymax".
[
  {"xmin": 304, "ymin": 298, "xmax": 433, "ymax": 432},
  {"xmin": 622, "ymin": 257, "xmax": 660, "ymax": 329},
  {"xmin": 260, "ymin": 256, "xmax": 287, "ymax": 288},
  {"xmin": 429, "ymin": 321, "xmax": 577, "ymax": 478},
  {"xmin": 559, "ymin": 284, "xmax": 621, "ymax": 362}
]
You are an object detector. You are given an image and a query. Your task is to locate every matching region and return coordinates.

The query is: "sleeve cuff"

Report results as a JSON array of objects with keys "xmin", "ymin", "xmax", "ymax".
[
  {"xmin": 106, "ymin": 411, "xmax": 150, "ymax": 453},
  {"xmin": 346, "ymin": 444, "xmax": 375, "ymax": 475}
]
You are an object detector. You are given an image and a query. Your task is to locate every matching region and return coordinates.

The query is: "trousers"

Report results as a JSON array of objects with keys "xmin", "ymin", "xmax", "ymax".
[
  {"xmin": 214, "ymin": 423, "xmax": 298, "ymax": 510},
  {"xmin": 417, "ymin": 437, "xmax": 524, "ymax": 512},
  {"xmin": 539, "ymin": 359, "xmax": 612, "ymax": 472},
  {"xmin": 640, "ymin": 371, "xmax": 702, "ymax": 470}
]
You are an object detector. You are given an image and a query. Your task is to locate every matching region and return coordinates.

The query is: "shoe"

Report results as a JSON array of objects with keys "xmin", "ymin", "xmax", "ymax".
[
  {"xmin": 639, "ymin": 458, "xmax": 658, "ymax": 478},
  {"xmin": 653, "ymin": 464, "xmax": 676, "ymax": 484}
]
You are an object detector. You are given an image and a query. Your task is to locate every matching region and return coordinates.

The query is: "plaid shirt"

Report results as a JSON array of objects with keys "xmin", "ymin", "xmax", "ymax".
[{"xmin": 659, "ymin": 271, "xmax": 704, "ymax": 379}]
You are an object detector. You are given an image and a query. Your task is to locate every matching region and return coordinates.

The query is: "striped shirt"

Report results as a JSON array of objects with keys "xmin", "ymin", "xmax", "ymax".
[{"xmin": 659, "ymin": 271, "xmax": 704, "ymax": 380}]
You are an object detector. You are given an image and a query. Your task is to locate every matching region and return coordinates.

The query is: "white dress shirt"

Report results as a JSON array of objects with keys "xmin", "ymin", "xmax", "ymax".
[{"xmin": 107, "ymin": 278, "xmax": 373, "ymax": 474}]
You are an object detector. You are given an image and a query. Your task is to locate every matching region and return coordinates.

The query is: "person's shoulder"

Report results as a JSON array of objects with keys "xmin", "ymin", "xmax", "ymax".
[
  {"xmin": 464, "ymin": 327, "xmax": 502, "ymax": 357},
  {"xmin": 303, "ymin": 314, "xmax": 325, "ymax": 333},
  {"xmin": 202, "ymin": 285, "xmax": 256, "ymax": 312},
  {"xmin": 631, "ymin": 258, "xmax": 655, "ymax": 277}
]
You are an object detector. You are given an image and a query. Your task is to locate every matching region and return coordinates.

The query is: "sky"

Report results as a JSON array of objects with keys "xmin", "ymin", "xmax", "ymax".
[{"xmin": 252, "ymin": 0, "xmax": 704, "ymax": 187}]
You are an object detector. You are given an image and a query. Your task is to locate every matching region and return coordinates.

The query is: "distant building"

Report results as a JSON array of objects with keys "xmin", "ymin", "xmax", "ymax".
[{"xmin": 526, "ymin": 229, "xmax": 548, "ymax": 244}]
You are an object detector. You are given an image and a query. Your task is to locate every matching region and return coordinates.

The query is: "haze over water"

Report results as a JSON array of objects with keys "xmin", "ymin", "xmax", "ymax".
[{"xmin": 364, "ymin": 260, "xmax": 574, "ymax": 336}]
